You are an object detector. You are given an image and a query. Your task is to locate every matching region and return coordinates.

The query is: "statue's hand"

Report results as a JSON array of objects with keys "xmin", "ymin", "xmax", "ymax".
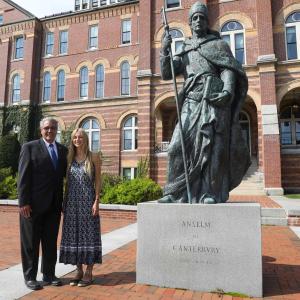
[
  {"xmin": 207, "ymin": 90, "xmax": 231, "ymax": 107},
  {"xmin": 161, "ymin": 33, "xmax": 172, "ymax": 55}
]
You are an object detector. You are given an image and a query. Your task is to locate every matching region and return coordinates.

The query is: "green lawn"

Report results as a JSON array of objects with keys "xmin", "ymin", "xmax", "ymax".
[{"xmin": 285, "ymin": 194, "xmax": 300, "ymax": 199}]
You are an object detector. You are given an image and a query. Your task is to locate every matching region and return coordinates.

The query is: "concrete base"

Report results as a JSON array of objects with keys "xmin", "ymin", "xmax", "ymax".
[
  {"xmin": 265, "ymin": 187, "xmax": 284, "ymax": 196},
  {"xmin": 137, "ymin": 203, "xmax": 262, "ymax": 298}
]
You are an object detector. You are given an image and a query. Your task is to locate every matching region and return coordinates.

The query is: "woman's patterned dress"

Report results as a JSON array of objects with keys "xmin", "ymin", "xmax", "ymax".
[{"xmin": 59, "ymin": 160, "xmax": 102, "ymax": 265}]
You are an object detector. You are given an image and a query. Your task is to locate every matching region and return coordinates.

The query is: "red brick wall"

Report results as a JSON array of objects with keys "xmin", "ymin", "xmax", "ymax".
[{"xmin": 281, "ymin": 154, "xmax": 300, "ymax": 191}]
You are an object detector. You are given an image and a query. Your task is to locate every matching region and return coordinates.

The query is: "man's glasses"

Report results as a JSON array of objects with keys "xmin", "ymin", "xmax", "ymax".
[{"xmin": 43, "ymin": 126, "xmax": 57, "ymax": 131}]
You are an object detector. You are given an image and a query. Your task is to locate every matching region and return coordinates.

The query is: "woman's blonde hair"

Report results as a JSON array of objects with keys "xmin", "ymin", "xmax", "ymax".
[{"xmin": 67, "ymin": 128, "xmax": 93, "ymax": 178}]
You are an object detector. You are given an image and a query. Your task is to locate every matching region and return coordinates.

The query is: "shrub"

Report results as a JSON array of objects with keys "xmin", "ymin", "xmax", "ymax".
[
  {"xmin": 101, "ymin": 178, "xmax": 163, "ymax": 205},
  {"xmin": 0, "ymin": 134, "xmax": 21, "ymax": 173},
  {"xmin": 0, "ymin": 167, "xmax": 13, "ymax": 182},
  {"xmin": 0, "ymin": 175, "xmax": 18, "ymax": 199},
  {"xmin": 137, "ymin": 156, "xmax": 149, "ymax": 178},
  {"xmin": 101, "ymin": 173, "xmax": 123, "ymax": 194}
]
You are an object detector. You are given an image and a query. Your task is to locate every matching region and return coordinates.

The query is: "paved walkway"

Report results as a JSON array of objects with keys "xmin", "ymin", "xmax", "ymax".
[{"xmin": 1, "ymin": 196, "xmax": 300, "ymax": 300}]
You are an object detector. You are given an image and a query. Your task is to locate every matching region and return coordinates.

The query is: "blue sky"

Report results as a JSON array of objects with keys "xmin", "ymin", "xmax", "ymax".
[{"xmin": 13, "ymin": 0, "xmax": 74, "ymax": 18}]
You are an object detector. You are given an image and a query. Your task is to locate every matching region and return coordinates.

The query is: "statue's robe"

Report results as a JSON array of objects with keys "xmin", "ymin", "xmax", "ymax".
[{"xmin": 160, "ymin": 33, "xmax": 250, "ymax": 203}]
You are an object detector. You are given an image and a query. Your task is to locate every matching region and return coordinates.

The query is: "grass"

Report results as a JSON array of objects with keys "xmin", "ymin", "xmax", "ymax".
[
  {"xmin": 212, "ymin": 289, "xmax": 249, "ymax": 298},
  {"xmin": 285, "ymin": 194, "xmax": 300, "ymax": 199}
]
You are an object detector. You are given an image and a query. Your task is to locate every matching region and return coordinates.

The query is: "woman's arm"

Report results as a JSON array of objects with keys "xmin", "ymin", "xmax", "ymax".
[{"xmin": 92, "ymin": 152, "xmax": 102, "ymax": 216}]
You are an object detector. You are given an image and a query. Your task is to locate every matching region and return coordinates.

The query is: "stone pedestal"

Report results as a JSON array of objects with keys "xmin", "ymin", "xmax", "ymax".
[{"xmin": 136, "ymin": 203, "xmax": 262, "ymax": 297}]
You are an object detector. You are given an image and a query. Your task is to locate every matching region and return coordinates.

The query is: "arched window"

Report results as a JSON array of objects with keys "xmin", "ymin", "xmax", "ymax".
[
  {"xmin": 79, "ymin": 67, "xmax": 89, "ymax": 99},
  {"xmin": 285, "ymin": 12, "xmax": 300, "ymax": 60},
  {"xmin": 169, "ymin": 29, "xmax": 184, "ymax": 54},
  {"xmin": 280, "ymin": 105, "xmax": 300, "ymax": 146},
  {"xmin": 81, "ymin": 118, "xmax": 100, "ymax": 151},
  {"xmin": 95, "ymin": 64, "xmax": 104, "ymax": 98},
  {"xmin": 123, "ymin": 115, "xmax": 138, "ymax": 150},
  {"xmin": 221, "ymin": 21, "xmax": 245, "ymax": 65},
  {"xmin": 57, "ymin": 70, "xmax": 65, "ymax": 102},
  {"xmin": 43, "ymin": 72, "xmax": 51, "ymax": 102},
  {"xmin": 120, "ymin": 61, "xmax": 130, "ymax": 96},
  {"xmin": 12, "ymin": 74, "xmax": 21, "ymax": 103}
]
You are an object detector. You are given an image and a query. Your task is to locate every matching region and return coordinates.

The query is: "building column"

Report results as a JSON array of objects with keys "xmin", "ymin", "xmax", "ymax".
[{"xmin": 137, "ymin": 0, "xmax": 154, "ymax": 176}]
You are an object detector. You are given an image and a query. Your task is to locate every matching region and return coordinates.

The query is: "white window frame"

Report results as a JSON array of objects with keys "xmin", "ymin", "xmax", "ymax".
[
  {"xmin": 81, "ymin": 118, "xmax": 101, "ymax": 151},
  {"xmin": 122, "ymin": 115, "xmax": 138, "ymax": 151},
  {"xmin": 89, "ymin": 25, "xmax": 98, "ymax": 49},
  {"xmin": 59, "ymin": 30, "xmax": 68, "ymax": 55},
  {"xmin": 56, "ymin": 70, "xmax": 65, "ymax": 102},
  {"xmin": 122, "ymin": 167, "xmax": 137, "ymax": 180},
  {"xmin": 45, "ymin": 32, "xmax": 54, "ymax": 56},
  {"xmin": 14, "ymin": 36, "xmax": 24, "ymax": 60},
  {"xmin": 221, "ymin": 21, "xmax": 246, "ymax": 65},
  {"xmin": 285, "ymin": 16, "xmax": 300, "ymax": 61},
  {"xmin": 120, "ymin": 61, "xmax": 130, "ymax": 96},
  {"xmin": 11, "ymin": 74, "xmax": 21, "ymax": 103},
  {"xmin": 79, "ymin": 66, "xmax": 89, "ymax": 99},
  {"xmin": 95, "ymin": 64, "xmax": 105, "ymax": 98},
  {"xmin": 121, "ymin": 19, "xmax": 131, "ymax": 45},
  {"xmin": 169, "ymin": 28, "xmax": 184, "ymax": 54},
  {"xmin": 165, "ymin": 0, "xmax": 181, "ymax": 10},
  {"xmin": 42, "ymin": 72, "xmax": 51, "ymax": 102}
]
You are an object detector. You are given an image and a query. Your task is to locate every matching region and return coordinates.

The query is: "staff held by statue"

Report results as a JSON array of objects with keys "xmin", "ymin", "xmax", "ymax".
[{"xmin": 160, "ymin": 7, "xmax": 192, "ymax": 204}]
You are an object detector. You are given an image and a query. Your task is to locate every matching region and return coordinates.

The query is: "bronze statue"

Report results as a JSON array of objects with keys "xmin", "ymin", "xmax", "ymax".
[{"xmin": 159, "ymin": 1, "xmax": 250, "ymax": 204}]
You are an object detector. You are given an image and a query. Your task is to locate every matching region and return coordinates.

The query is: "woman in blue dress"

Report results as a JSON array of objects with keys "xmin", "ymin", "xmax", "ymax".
[{"xmin": 59, "ymin": 128, "xmax": 102, "ymax": 287}]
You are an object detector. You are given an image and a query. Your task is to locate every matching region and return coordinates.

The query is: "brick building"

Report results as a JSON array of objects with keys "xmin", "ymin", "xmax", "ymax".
[{"xmin": 0, "ymin": 0, "xmax": 299, "ymax": 194}]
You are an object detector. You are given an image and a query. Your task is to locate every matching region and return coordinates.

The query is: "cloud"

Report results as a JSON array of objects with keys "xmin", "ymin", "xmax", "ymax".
[{"xmin": 13, "ymin": 0, "xmax": 74, "ymax": 18}]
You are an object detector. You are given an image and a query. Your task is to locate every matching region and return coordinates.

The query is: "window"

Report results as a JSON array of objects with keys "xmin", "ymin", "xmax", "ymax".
[
  {"xmin": 12, "ymin": 74, "xmax": 21, "ymax": 103},
  {"xmin": 75, "ymin": 0, "xmax": 80, "ymax": 10},
  {"xmin": 82, "ymin": 0, "xmax": 89, "ymax": 9},
  {"xmin": 0, "ymin": 15, "xmax": 3, "ymax": 25},
  {"xmin": 45, "ymin": 32, "xmax": 54, "ymax": 56},
  {"xmin": 79, "ymin": 67, "xmax": 89, "ymax": 98},
  {"xmin": 120, "ymin": 61, "xmax": 130, "ymax": 96},
  {"xmin": 123, "ymin": 115, "xmax": 138, "ymax": 150},
  {"xmin": 95, "ymin": 64, "xmax": 104, "ymax": 98},
  {"xmin": 57, "ymin": 70, "xmax": 65, "ymax": 102},
  {"xmin": 89, "ymin": 25, "xmax": 98, "ymax": 49},
  {"xmin": 280, "ymin": 105, "xmax": 300, "ymax": 146},
  {"xmin": 43, "ymin": 72, "xmax": 51, "ymax": 102},
  {"xmin": 122, "ymin": 167, "xmax": 137, "ymax": 180},
  {"xmin": 15, "ymin": 36, "xmax": 24, "ymax": 59},
  {"xmin": 121, "ymin": 19, "xmax": 131, "ymax": 44},
  {"xmin": 81, "ymin": 118, "xmax": 100, "ymax": 151},
  {"xmin": 56, "ymin": 125, "xmax": 61, "ymax": 143},
  {"xmin": 59, "ymin": 31, "xmax": 68, "ymax": 54},
  {"xmin": 221, "ymin": 21, "xmax": 245, "ymax": 65},
  {"xmin": 92, "ymin": 0, "xmax": 98, "ymax": 7},
  {"xmin": 169, "ymin": 29, "xmax": 184, "ymax": 54},
  {"xmin": 285, "ymin": 12, "xmax": 300, "ymax": 60},
  {"xmin": 166, "ymin": 0, "xmax": 180, "ymax": 9}
]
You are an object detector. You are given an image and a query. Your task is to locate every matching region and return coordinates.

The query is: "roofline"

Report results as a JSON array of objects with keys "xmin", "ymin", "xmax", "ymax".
[
  {"xmin": 3, "ymin": 0, "xmax": 36, "ymax": 18},
  {"xmin": 40, "ymin": 0, "xmax": 139, "ymax": 21}
]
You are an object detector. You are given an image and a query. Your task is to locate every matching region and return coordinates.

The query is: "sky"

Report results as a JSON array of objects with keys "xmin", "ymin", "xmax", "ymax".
[{"xmin": 13, "ymin": 0, "xmax": 74, "ymax": 18}]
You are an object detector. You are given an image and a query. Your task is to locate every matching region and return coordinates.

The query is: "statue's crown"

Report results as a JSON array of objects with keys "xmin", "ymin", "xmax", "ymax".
[{"xmin": 189, "ymin": 2, "xmax": 208, "ymax": 20}]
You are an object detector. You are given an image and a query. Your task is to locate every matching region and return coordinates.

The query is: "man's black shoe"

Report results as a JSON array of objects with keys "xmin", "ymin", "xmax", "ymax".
[
  {"xmin": 25, "ymin": 280, "xmax": 42, "ymax": 290},
  {"xmin": 42, "ymin": 275, "xmax": 62, "ymax": 286}
]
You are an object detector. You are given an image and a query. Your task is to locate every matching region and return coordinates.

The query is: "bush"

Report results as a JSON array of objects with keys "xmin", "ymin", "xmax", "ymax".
[
  {"xmin": 101, "ymin": 178, "xmax": 163, "ymax": 205},
  {"xmin": 101, "ymin": 173, "xmax": 123, "ymax": 194},
  {"xmin": 0, "ymin": 134, "xmax": 21, "ymax": 174},
  {"xmin": 0, "ymin": 167, "xmax": 13, "ymax": 182},
  {"xmin": 0, "ymin": 175, "xmax": 18, "ymax": 199}
]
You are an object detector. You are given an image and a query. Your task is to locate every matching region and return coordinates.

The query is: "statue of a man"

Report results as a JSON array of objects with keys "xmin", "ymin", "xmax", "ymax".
[{"xmin": 159, "ymin": 1, "xmax": 251, "ymax": 204}]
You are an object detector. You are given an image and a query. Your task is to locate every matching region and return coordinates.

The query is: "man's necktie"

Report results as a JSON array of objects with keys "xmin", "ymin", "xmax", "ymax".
[{"xmin": 49, "ymin": 144, "xmax": 58, "ymax": 169}]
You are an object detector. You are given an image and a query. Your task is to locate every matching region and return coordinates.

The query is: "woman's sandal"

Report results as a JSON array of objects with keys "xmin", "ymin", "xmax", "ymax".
[{"xmin": 69, "ymin": 271, "xmax": 83, "ymax": 286}]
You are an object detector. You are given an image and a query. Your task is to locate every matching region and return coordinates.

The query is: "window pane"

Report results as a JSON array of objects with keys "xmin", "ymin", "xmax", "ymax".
[
  {"xmin": 124, "ymin": 139, "xmax": 132, "ymax": 150},
  {"xmin": 296, "ymin": 121, "xmax": 300, "ymax": 144},
  {"xmin": 89, "ymin": 25, "xmax": 98, "ymax": 48},
  {"xmin": 46, "ymin": 32, "xmax": 54, "ymax": 55},
  {"xmin": 82, "ymin": 120, "xmax": 90, "ymax": 129},
  {"xmin": 91, "ymin": 132, "xmax": 100, "ymax": 151},
  {"xmin": 92, "ymin": 119, "xmax": 100, "ymax": 129},
  {"xmin": 166, "ymin": 0, "xmax": 180, "ymax": 9},
  {"xmin": 124, "ymin": 130, "xmax": 132, "ymax": 140},
  {"xmin": 221, "ymin": 21, "xmax": 243, "ymax": 32},
  {"xmin": 122, "ymin": 20, "xmax": 131, "ymax": 44},
  {"xmin": 12, "ymin": 75, "xmax": 20, "ymax": 103},
  {"xmin": 80, "ymin": 67, "xmax": 88, "ymax": 98},
  {"xmin": 0, "ymin": 15, "xmax": 3, "ymax": 25},
  {"xmin": 286, "ymin": 12, "xmax": 300, "ymax": 23},
  {"xmin": 15, "ymin": 37, "xmax": 24, "ymax": 59},
  {"xmin": 170, "ymin": 29, "xmax": 183, "ymax": 39},
  {"xmin": 96, "ymin": 65, "xmax": 104, "ymax": 98},
  {"xmin": 175, "ymin": 40, "xmax": 183, "ymax": 52},
  {"xmin": 59, "ymin": 31, "xmax": 68, "ymax": 54},
  {"xmin": 280, "ymin": 121, "xmax": 292, "ymax": 145},
  {"xmin": 222, "ymin": 34, "xmax": 231, "ymax": 47},
  {"xmin": 124, "ymin": 118, "xmax": 132, "ymax": 127},
  {"xmin": 43, "ymin": 72, "xmax": 51, "ymax": 101},
  {"xmin": 57, "ymin": 70, "xmax": 65, "ymax": 101},
  {"xmin": 123, "ymin": 168, "xmax": 131, "ymax": 180},
  {"xmin": 286, "ymin": 27, "xmax": 297, "ymax": 60}
]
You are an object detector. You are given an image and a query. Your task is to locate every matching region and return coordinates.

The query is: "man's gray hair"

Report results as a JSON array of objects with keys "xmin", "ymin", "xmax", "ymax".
[{"xmin": 40, "ymin": 117, "xmax": 58, "ymax": 129}]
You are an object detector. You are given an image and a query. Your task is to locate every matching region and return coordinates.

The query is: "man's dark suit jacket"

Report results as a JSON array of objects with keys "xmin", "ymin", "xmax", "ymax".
[{"xmin": 18, "ymin": 138, "xmax": 68, "ymax": 213}]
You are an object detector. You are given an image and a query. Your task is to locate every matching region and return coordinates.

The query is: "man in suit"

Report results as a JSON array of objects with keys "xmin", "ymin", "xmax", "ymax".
[{"xmin": 18, "ymin": 117, "xmax": 68, "ymax": 290}]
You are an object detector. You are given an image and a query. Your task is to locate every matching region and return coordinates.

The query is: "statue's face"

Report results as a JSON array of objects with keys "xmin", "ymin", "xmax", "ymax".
[{"xmin": 190, "ymin": 12, "xmax": 208, "ymax": 36}]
